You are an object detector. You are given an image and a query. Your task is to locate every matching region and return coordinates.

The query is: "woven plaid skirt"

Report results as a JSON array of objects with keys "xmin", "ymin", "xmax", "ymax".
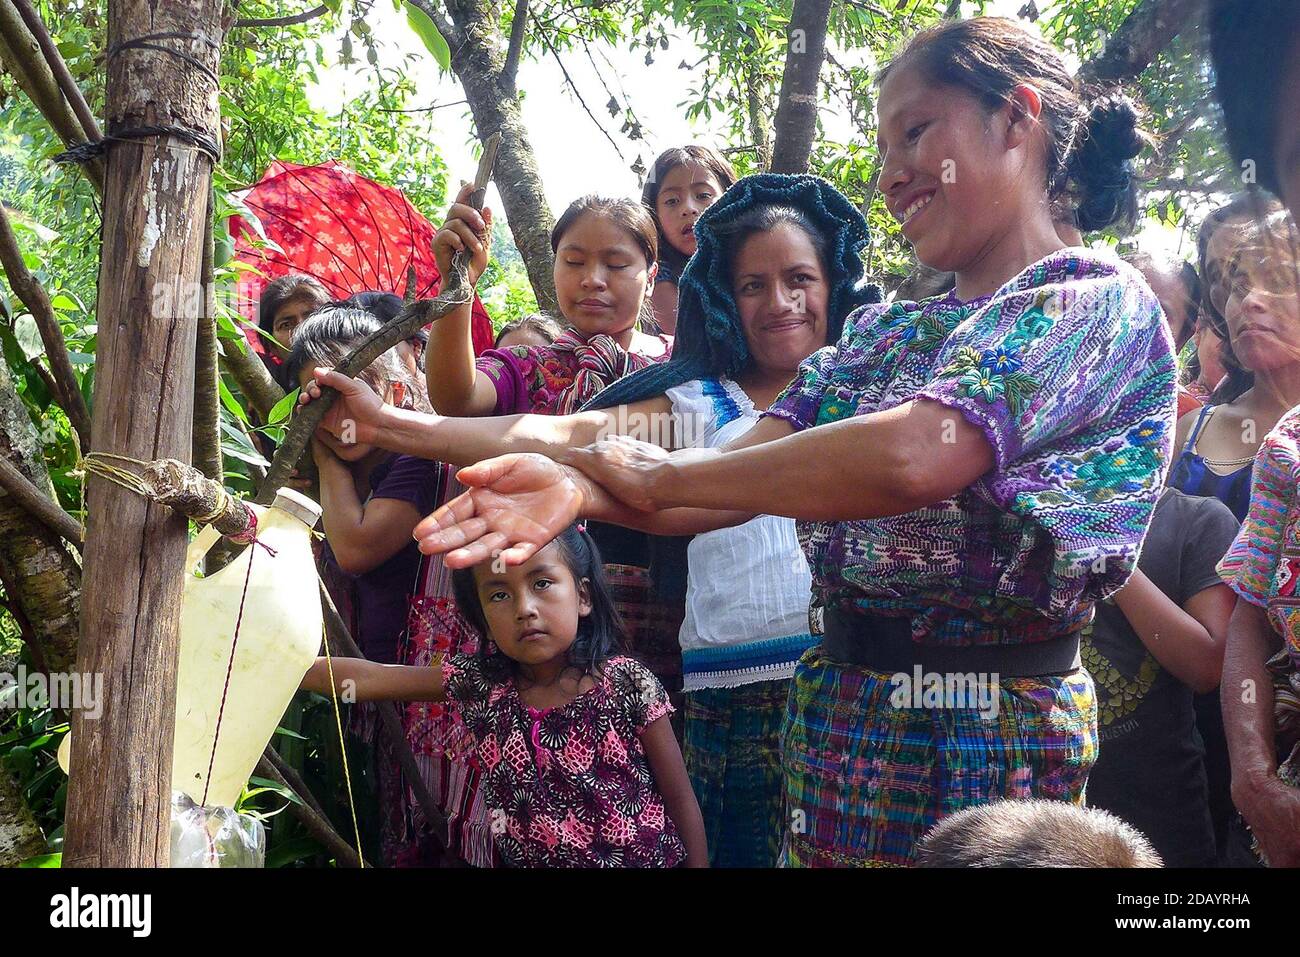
[
  {"xmin": 683, "ymin": 679, "xmax": 790, "ymax": 868},
  {"xmin": 605, "ymin": 563, "xmax": 685, "ymax": 736},
  {"xmin": 781, "ymin": 648, "xmax": 1097, "ymax": 867}
]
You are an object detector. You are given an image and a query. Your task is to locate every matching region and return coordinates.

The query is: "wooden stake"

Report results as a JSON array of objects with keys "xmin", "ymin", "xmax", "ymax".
[{"xmin": 62, "ymin": 0, "xmax": 225, "ymax": 869}]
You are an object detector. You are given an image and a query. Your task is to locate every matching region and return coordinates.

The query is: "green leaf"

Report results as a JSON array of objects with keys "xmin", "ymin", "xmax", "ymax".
[
  {"xmin": 266, "ymin": 835, "xmax": 323, "ymax": 868},
  {"xmin": 14, "ymin": 314, "xmax": 44, "ymax": 359},
  {"xmin": 268, "ymin": 387, "xmax": 300, "ymax": 425},
  {"xmin": 222, "ymin": 443, "xmax": 271, "ymax": 468},
  {"xmin": 219, "ymin": 377, "xmax": 250, "ymax": 423},
  {"xmin": 17, "ymin": 853, "xmax": 61, "ymax": 868},
  {"xmin": 50, "ymin": 293, "xmax": 78, "ymax": 311},
  {"xmin": 273, "ymin": 725, "xmax": 308, "ymax": 741},
  {"xmin": 405, "ymin": 1, "xmax": 450, "ymax": 70}
]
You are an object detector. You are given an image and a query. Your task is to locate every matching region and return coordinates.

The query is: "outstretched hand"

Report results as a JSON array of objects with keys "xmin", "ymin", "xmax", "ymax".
[
  {"xmin": 298, "ymin": 366, "xmax": 387, "ymax": 448},
  {"xmin": 413, "ymin": 453, "xmax": 588, "ymax": 568}
]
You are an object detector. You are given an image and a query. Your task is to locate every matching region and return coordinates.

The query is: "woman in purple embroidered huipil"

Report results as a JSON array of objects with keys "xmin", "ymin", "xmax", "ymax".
[{"xmin": 407, "ymin": 18, "xmax": 1176, "ymax": 867}]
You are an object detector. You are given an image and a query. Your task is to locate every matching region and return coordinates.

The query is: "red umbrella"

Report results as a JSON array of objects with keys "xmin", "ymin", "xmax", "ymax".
[{"xmin": 228, "ymin": 159, "xmax": 495, "ymax": 356}]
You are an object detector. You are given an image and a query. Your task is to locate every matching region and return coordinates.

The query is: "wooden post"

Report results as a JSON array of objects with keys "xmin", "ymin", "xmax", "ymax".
[{"xmin": 62, "ymin": 0, "xmax": 225, "ymax": 868}]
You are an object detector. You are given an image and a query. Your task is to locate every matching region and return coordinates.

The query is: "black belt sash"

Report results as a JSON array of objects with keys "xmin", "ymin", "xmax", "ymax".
[{"xmin": 821, "ymin": 607, "xmax": 1081, "ymax": 679}]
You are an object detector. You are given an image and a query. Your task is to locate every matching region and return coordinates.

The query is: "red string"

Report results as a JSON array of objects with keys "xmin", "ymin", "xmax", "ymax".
[{"xmin": 199, "ymin": 536, "xmax": 277, "ymax": 808}]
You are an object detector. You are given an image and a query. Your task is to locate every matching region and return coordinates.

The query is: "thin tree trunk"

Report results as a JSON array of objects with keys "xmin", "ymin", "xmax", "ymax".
[
  {"xmin": 0, "ymin": 0, "xmax": 103, "ymax": 192},
  {"xmin": 254, "ymin": 754, "xmax": 366, "ymax": 868},
  {"xmin": 63, "ymin": 0, "xmax": 225, "ymax": 869},
  {"xmin": 193, "ymin": 190, "xmax": 222, "ymax": 482},
  {"xmin": 219, "ymin": 337, "xmax": 284, "ymax": 420},
  {"xmin": 0, "ymin": 358, "xmax": 81, "ymax": 675},
  {"xmin": 741, "ymin": 26, "xmax": 772, "ymax": 172},
  {"xmin": 0, "ymin": 201, "xmax": 93, "ymax": 448},
  {"xmin": 0, "ymin": 759, "xmax": 44, "ymax": 867},
  {"xmin": 1078, "ymin": 0, "xmax": 1204, "ymax": 85},
  {"xmin": 769, "ymin": 0, "xmax": 833, "ymax": 175},
  {"xmin": 411, "ymin": 0, "xmax": 558, "ymax": 315}
]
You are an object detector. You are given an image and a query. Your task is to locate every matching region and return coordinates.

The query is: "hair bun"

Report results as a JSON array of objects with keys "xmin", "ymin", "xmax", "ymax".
[
  {"xmin": 1083, "ymin": 92, "xmax": 1145, "ymax": 160},
  {"xmin": 1067, "ymin": 92, "xmax": 1146, "ymax": 232}
]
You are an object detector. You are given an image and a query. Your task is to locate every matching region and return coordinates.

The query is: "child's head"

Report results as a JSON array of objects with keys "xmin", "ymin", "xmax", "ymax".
[
  {"xmin": 914, "ymin": 799, "xmax": 1162, "ymax": 868},
  {"xmin": 494, "ymin": 313, "xmax": 564, "ymax": 350},
  {"xmin": 285, "ymin": 306, "xmax": 431, "ymax": 461},
  {"xmin": 337, "ymin": 290, "xmax": 426, "ymax": 375},
  {"xmin": 258, "ymin": 274, "xmax": 331, "ymax": 351},
  {"xmin": 876, "ymin": 17, "xmax": 1147, "ymax": 273},
  {"xmin": 451, "ymin": 526, "xmax": 626, "ymax": 678},
  {"xmin": 1221, "ymin": 209, "xmax": 1300, "ymax": 375},
  {"xmin": 642, "ymin": 145, "xmax": 737, "ymax": 271},
  {"xmin": 550, "ymin": 196, "xmax": 659, "ymax": 339}
]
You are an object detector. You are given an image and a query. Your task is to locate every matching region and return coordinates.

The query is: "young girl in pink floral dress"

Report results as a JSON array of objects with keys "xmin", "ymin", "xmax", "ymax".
[
  {"xmin": 426, "ymin": 190, "xmax": 684, "ymax": 720},
  {"xmin": 303, "ymin": 526, "xmax": 708, "ymax": 868}
]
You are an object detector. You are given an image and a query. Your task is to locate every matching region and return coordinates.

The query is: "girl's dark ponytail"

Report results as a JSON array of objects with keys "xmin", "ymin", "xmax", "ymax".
[{"xmin": 1066, "ymin": 92, "xmax": 1147, "ymax": 232}]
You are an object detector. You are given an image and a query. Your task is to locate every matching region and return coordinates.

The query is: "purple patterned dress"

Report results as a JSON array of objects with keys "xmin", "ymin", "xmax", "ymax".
[{"xmin": 765, "ymin": 249, "xmax": 1176, "ymax": 866}]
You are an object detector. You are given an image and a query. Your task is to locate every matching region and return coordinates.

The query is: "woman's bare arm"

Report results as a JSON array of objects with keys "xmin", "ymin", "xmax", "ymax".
[{"xmin": 1222, "ymin": 599, "xmax": 1300, "ymax": 866}]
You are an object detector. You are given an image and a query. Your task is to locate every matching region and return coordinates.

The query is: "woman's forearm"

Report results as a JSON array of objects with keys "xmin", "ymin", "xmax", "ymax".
[
  {"xmin": 372, "ymin": 406, "xmax": 614, "ymax": 466},
  {"xmin": 425, "ymin": 300, "xmax": 479, "ymax": 415},
  {"xmin": 316, "ymin": 455, "xmax": 367, "ymax": 562},
  {"xmin": 647, "ymin": 401, "xmax": 994, "ymax": 520},
  {"xmin": 1222, "ymin": 600, "xmax": 1283, "ymax": 790},
  {"xmin": 1111, "ymin": 571, "xmax": 1223, "ymax": 692}
]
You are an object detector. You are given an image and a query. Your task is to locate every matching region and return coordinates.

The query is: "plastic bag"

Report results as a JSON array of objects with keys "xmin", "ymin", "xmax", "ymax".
[{"xmin": 169, "ymin": 791, "xmax": 266, "ymax": 868}]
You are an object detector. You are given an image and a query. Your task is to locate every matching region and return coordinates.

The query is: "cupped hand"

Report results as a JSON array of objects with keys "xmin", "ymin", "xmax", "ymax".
[
  {"xmin": 298, "ymin": 366, "xmax": 386, "ymax": 447},
  {"xmin": 433, "ymin": 182, "xmax": 492, "ymax": 288},
  {"xmin": 413, "ymin": 453, "xmax": 587, "ymax": 569},
  {"xmin": 558, "ymin": 435, "xmax": 673, "ymax": 512}
]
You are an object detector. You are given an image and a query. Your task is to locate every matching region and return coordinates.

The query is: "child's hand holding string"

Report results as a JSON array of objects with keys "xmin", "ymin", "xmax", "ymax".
[{"xmin": 433, "ymin": 181, "xmax": 492, "ymax": 289}]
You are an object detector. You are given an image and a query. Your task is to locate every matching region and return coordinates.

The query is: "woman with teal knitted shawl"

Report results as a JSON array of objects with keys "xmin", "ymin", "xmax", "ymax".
[{"xmin": 299, "ymin": 174, "xmax": 878, "ymax": 865}]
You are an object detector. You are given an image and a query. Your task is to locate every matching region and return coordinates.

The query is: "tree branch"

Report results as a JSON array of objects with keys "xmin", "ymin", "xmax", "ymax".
[
  {"xmin": 253, "ymin": 753, "xmax": 366, "ymax": 867},
  {"xmin": 318, "ymin": 581, "xmax": 449, "ymax": 841},
  {"xmin": 255, "ymin": 274, "xmax": 470, "ymax": 505},
  {"xmin": 1077, "ymin": 0, "xmax": 1204, "ymax": 85},
  {"xmin": 218, "ymin": 335, "xmax": 284, "ymax": 420},
  {"xmin": 255, "ymin": 133, "xmax": 497, "ymax": 506},
  {"xmin": 0, "ymin": 202, "xmax": 92, "ymax": 448},
  {"xmin": 232, "ymin": 3, "xmax": 328, "ymax": 28},
  {"xmin": 501, "ymin": 0, "xmax": 528, "ymax": 94},
  {"xmin": 0, "ymin": 453, "xmax": 81, "ymax": 549},
  {"xmin": 536, "ymin": 29, "xmax": 623, "ymax": 161},
  {"xmin": 376, "ymin": 98, "xmax": 469, "ymax": 113},
  {"xmin": 0, "ymin": 0, "xmax": 103, "ymax": 193},
  {"xmin": 10, "ymin": 0, "xmax": 101, "ymax": 143},
  {"xmin": 769, "ymin": 0, "xmax": 833, "ymax": 175},
  {"xmin": 193, "ymin": 192, "xmax": 222, "ymax": 482}
]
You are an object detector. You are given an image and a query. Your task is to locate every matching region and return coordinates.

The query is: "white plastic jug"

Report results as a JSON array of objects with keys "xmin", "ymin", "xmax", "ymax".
[
  {"xmin": 171, "ymin": 488, "xmax": 323, "ymax": 807},
  {"xmin": 57, "ymin": 490, "xmax": 324, "ymax": 805}
]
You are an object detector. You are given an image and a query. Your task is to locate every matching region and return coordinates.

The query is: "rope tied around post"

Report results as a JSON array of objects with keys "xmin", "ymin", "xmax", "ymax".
[{"xmin": 52, "ymin": 30, "xmax": 224, "ymax": 166}]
